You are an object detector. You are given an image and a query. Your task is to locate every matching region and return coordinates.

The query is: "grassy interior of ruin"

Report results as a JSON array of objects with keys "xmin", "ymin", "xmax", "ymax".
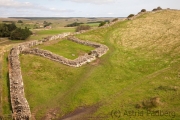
[
  {"xmin": 37, "ymin": 39, "xmax": 94, "ymax": 60},
  {"xmin": 1, "ymin": 10, "xmax": 180, "ymax": 119}
]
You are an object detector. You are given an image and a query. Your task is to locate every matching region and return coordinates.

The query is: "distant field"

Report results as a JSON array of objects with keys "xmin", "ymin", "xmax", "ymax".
[
  {"xmin": 85, "ymin": 22, "xmax": 100, "ymax": 27},
  {"xmin": 39, "ymin": 39, "xmax": 94, "ymax": 59},
  {"xmin": 0, "ymin": 17, "xmax": 115, "ymax": 28},
  {"xmin": 29, "ymin": 28, "xmax": 75, "ymax": 40}
]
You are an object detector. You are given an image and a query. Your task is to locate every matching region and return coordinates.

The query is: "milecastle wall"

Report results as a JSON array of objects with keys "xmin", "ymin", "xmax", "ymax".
[
  {"xmin": 8, "ymin": 32, "xmax": 109, "ymax": 119},
  {"xmin": 8, "ymin": 47, "xmax": 31, "ymax": 120},
  {"xmin": 22, "ymin": 36, "xmax": 109, "ymax": 67}
]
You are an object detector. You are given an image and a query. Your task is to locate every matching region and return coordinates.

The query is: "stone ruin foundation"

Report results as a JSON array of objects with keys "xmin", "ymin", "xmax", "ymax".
[{"xmin": 8, "ymin": 33, "xmax": 109, "ymax": 119}]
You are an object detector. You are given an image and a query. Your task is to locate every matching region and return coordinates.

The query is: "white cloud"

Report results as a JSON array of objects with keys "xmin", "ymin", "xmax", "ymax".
[
  {"xmin": 107, "ymin": 12, "xmax": 114, "ymax": 15},
  {"xmin": 0, "ymin": 0, "xmax": 74, "ymax": 12},
  {"xmin": 62, "ymin": 0, "xmax": 116, "ymax": 4},
  {"xmin": 0, "ymin": 0, "xmax": 33, "ymax": 8}
]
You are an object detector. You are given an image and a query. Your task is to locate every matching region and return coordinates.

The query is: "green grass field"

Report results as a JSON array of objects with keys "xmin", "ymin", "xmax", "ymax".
[
  {"xmin": 1, "ymin": 53, "xmax": 12, "ymax": 116},
  {"xmin": 1, "ymin": 10, "xmax": 180, "ymax": 119},
  {"xmin": 29, "ymin": 28, "xmax": 75, "ymax": 40},
  {"xmin": 39, "ymin": 39, "xmax": 94, "ymax": 59},
  {"xmin": 20, "ymin": 54, "xmax": 95, "ymax": 119},
  {"xmin": 85, "ymin": 22, "xmax": 100, "ymax": 27}
]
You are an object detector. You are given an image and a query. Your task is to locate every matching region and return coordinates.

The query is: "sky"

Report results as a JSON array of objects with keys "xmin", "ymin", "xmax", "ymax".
[{"xmin": 0, "ymin": 0, "xmax": 179, "ymax": 17}]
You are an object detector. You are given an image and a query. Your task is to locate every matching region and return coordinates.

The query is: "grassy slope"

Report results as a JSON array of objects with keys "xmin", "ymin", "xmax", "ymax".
[
  {"xmin": 9, "ymin": 9, "xmax": 180, "ymax": 119},
  {"xmin": 75, "ymin": 10, "xmax": 180, "ymax": 119},
  {"xmin": 39, "ymin": 39, "xmax": 94, "ymax": 59}
]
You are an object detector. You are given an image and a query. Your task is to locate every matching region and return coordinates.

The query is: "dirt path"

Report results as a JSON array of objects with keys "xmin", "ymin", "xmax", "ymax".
[{"xmin": 60, "ymin": 104, "xmax": 100, "ymax": 120}]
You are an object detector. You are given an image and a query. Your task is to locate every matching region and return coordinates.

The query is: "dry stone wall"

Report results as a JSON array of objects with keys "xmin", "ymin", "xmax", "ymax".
[
  {"xmin": 8, "ymin": 47, "xmax": 31, "ymax": 120},
  {"xmin": 8, "ymin": 32, "xmax": 109, "ymax": 119},
  {"xmin": 67, "ymin": 36, "xmax": 109, "ymax": 57},
  {"xmin": 22, "ymin": 48, "xmax": 95, "ymax": 67},
  {"xmin": 8, "ymin": 32, "xmax": 71, "ymax": 120},
  {"xmin": 22, "ymin": 36, "xmax": 109, "ymax": 67}
]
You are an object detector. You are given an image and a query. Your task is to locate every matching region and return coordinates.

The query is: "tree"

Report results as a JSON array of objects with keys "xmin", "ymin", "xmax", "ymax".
[
  {"xmin": 0, "ymin": 23, "xmax": 9, "ymax": 37},
  {"xmin": 0, "ymin": 23, "xmax": 31, "ymax": 40},
  {"xmin": 141, "ymin": 9, "xmax": 146, "ymax": 12},
  {"xmin": 17, "ymin": 20, "xmax": 23, "ymax": 23},
  {"xmin": 43, "ymin": 21, "xmax": 52, "ymax": 27},
  {"xmin": 7, "ymin": 22, "xmax": 17, "ymax": 31},
  {"xmin": 98, "ymin": 21, "xmax": 106, "ymax": 27},
  {"xmin": 10, "ymin": 27, "xmax": 32, "ymax": 40},
  {"xmin": 127, "ymin": 14, "xmax": 135, "ymax": 18},
  {"xmin": 0, "ymin": 23, "xmax": 16, "ymax": 37},
  {"xmin": 152, "ymin": 6, "xmax": 162, "ymax": 11},
  {"xmin": 65, "ymin": 22, "xmax": 84, "ymax": 27}
]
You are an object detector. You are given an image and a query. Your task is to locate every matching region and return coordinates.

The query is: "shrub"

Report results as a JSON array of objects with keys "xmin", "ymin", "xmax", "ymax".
[
  {"xmin": 98, "ymin": 21, "xmax": 106, "ymax": 27},
  {"xmin": 43, "ymin": 21, "xmax": 52, "ymax": 27},
  {"xmin": 157, "ymin": 6, "xmax": 162, "ymax": 10},
  {"xmin": 75, "ymin": 25, "xmax": 91, "ymax": 32},
  {"xmin": 10, "ymin": 27, "xmax": 32, "ymax": 40},
  {"xmin": 141, "ymin": 9, "xmax": 146, "ymax": 12},
  {"xmin": 127, "ymin": 14, "xmax": 135, "ymax": 18},
  {"xmin": 152, "ymin": 8, "xmax": 157, "ymax": 11},
  {"xmin": 0, "ymin": 23, "xmax": 17, "ymax": 37},
  {"xmin": 65, "ymin": 22, "xmax": 84, "ymax": 27},
  {"xmin": 152, "ymin": 6, "xmax": 162, "ymax": 11},
  {"xmin": 112, "ymin": 18, "xmax": 118, "ymax": 22},
  {"xmin": 17, "ymin": 20, "xmax": 23, "ymax": 23}
]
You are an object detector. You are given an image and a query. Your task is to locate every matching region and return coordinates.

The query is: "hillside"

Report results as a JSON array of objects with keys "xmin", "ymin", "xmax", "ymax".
[{"xmin": 1, "ymin": 9, "xmax": 180, "ymax": 120}]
